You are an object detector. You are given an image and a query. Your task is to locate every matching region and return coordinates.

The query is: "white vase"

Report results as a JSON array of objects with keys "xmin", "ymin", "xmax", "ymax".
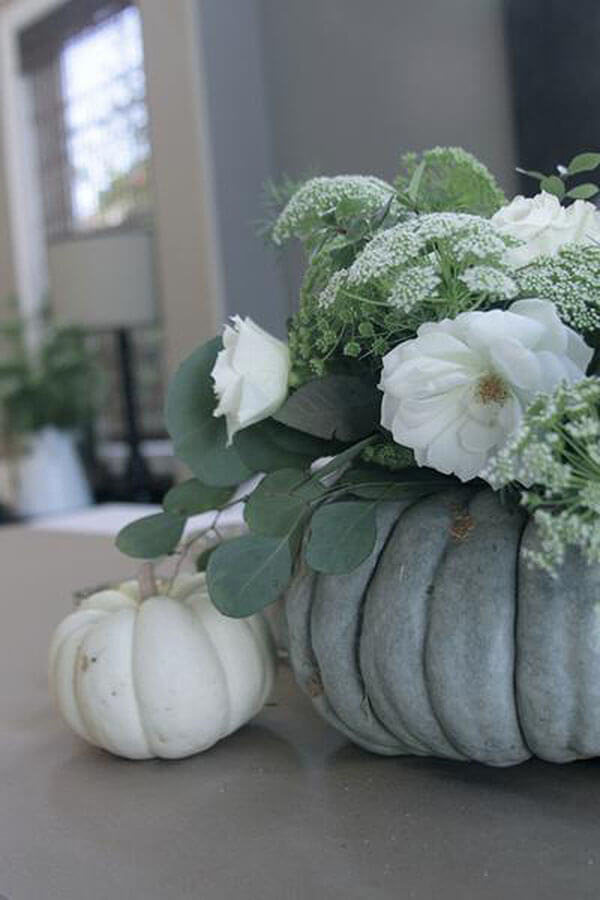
[{"xmin": 16, "ymin": 426, "xmax": 92, "ymax": 518}]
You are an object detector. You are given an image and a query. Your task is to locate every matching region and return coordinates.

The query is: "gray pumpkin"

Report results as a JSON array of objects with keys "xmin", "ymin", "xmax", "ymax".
[{"xmin": 285, "ymin": 487, "xmax": 600, "ymax": 766}]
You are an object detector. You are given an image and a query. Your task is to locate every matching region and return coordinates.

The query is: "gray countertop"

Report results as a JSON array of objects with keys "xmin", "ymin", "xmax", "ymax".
[{"xmin": 2, "ymin": 525, "xmax": 600, "ymax": 900}]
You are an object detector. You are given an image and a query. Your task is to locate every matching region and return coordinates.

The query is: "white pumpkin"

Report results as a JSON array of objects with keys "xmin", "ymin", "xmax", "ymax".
[{"xmin": 49, "ymin": 572, "xmax": 276, "ymax": 759}]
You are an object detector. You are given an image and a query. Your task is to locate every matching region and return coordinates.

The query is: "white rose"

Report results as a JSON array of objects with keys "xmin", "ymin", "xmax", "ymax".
[
  {"xmin": 379, "ymin": 299, "xmax": 592, "ymax": 482},
  {"xmin": 211, "ymin": 316, "xmax": 290, "ymax": 443},
  {"xmin": 492, "ymin": 191, "xmax": 600, "ymax": 267}
]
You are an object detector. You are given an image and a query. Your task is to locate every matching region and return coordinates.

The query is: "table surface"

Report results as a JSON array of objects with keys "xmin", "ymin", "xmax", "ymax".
[{"xmin": 2, "ymin": 526, "xmax": 600, "ymax": 900}]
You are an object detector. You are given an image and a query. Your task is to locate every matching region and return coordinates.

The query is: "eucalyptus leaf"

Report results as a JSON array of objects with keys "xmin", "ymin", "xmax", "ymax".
[
  {"xmin": 165, "ymin": 338, "xmax": 252, "ymax": 487},
  {"xmin": 274, "ymin": 375, "xmax": 380, "ymax": 442},
  {"xmin": 116, "ymin": 512, "xmax": 186, "ymax": 560},
  {"xmin": 540, "ymin": 175, "xmax": 565, "ymax": 199},
  {"xmin": 234, "ymin": 419, "xmax": 333, "ymax": 472},
  {"xmin": 244, "ymin": 469, "xmax": 310, "ymax": 537},
  {"xmin": 341, "ymin": 466, "xmax": 457, "ymax": 500},
  {"xmin": 207, "ymin": 534, "xmax": 292, "ymax": 617},
  {"xmin": 306, "ymin": 501, "xmax": 378, "ymax": 574},
  {"xmin": 244, "ymin": 492, "xmax": 307, "ymax": 537},
  {"xmin": 567, "ymin": 152, "xmax": 600, "ymax": 176},
  {"xmin": 565, "ymin": 183, "xmax": 600, "ymax": 201},
  {"xmin": 163, "ymin": 479, "xmax": 232, "ymax": 516}
]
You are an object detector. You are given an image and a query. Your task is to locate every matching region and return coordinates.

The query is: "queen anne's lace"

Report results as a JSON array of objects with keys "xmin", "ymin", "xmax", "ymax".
[
  {"xmin": 484, "ymin": 378, "xmax": 600, "ymax": 575},
  {"xmin": 272, "ymin": 175, "xmax": 395, "ymax": 245},
  {"xmin": 458, "ymin": 266, "xmax": 518, "ymax": 300},
  {"xmin": 516, "ymin": 245, "xmax": 600, "ymax": 332}
]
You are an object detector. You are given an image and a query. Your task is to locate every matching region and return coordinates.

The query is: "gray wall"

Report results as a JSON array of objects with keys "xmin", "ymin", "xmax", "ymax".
[
  {"xmin": 259, "ymin": 0, "xmax": 517, "ymax": 189},
  {"xmin": 197, "ymin": 0, "xmax": 518, "ymax": 320},
  {"xmin": 0, "ymin": 80, "xmax": 16, "ymax": 305},
  {"xmin": 197, "ymin": 0, "xmax": 291, "ymax": 337}
]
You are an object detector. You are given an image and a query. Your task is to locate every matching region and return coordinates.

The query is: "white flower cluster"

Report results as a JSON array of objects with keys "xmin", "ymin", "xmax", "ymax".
[
  {"xmin": 346, "ymin": 212, "xmax": 499, "ymax": 286},
  {"xmin": 483, "ymin": 378, "xmax": 600, "ymax": 575},
  {"xmin": 452, "ymin": 230, "xmax": 510, "ymax": 264},
  {"xmin": 317, "ymin": 268, "xmax": 349, "ymax": 309},
  {"xmin": 388, "ymin": 264, "xmax": 441, "ymax": 312},
  {"xmin": 272, "ymin": 175, "xmax": 395, "ymax": 245},
  {"xmin": 458, "ymin": 266, "xmax": 518, "ymax": 300},
  {"xmin": 516, "ymin": 245, "xmax": 600, "ymax": 333}
]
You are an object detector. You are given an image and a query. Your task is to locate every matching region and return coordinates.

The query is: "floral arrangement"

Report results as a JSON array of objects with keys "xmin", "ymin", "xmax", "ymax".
[{"xmin": 117, "ymin": 146, "xmax": 600, "ymax": 612}]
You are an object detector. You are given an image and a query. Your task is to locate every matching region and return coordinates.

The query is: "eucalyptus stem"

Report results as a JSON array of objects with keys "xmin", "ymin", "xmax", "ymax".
[
  {"xmin": 167, "ymin": 492, "xmax": 253, "ymax": 593},
  {"xmin": 138, "ymin": 562, "xmax": 158, "ymax": 601}
]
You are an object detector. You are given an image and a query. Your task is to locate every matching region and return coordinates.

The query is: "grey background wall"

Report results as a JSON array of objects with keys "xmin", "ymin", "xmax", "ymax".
[
  {"xmin": 198, "ymin": 0, "xmax": 290, "ymax": 338},
  {"xmin": 196, "ymin": 0, "xmax": 518, "ymax": 329},
  {"xmin": 0, "ymin": 98, "xmax": 15, "ymax": 304},
  {"xmin": 259, "ymin": 0, "xmax": 517, "ymax": 187}
]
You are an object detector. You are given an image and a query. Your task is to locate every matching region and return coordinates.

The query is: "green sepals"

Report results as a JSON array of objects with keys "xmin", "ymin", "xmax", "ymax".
[
  {"xmin": 540, "ymin": 175, "xmax": 565, "ymax": 199},
  {"xmin": 165, "ymin": 338, "xmax": 252, "ymax": 487},
  {"xmin": 207, "ymin": 534, "xmax": 292, "ymax": 617},
  {"xmin": 163, "ymin": 479, "xmax": 232, "ymax": 517},
  {"xmin": 565, "ymin": 183, "xmax": 599, "ymax": 201},
  {"xmin": 234, "ymin": 419, "xmax": 334, "ymax": 472},
  {"xmin": 274, "ymin": 375, "xmax": 380, "ymax": 442},
  {"xmin": 116, "ymin": 512, "xmax": 186, "ymax": 560},
  {"xmin": 306, "ymin": 501, "xmax": 378, "ymax": 574},
  {"xmin": 567, "ymin": 152, "xmax": 600, "ymax": 176}
]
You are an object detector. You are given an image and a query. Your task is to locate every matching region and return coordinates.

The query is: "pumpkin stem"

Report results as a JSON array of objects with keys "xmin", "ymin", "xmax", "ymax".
[{"xmin": 138, "ymin": 562, "xmax": 158, "ymax": 601}]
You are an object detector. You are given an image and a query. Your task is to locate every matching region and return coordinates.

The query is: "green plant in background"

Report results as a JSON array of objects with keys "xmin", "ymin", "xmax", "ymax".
[
  {"xmin": 115, "ymin": 144, "xmax": 600, "ymax": 614},
  {"xmin": 516, "ymin": 151, "xmax": 600, "ymax": 201},
  {"xmin": 0, "ymin": 301, "xmax": 102, "ymax": 443}
]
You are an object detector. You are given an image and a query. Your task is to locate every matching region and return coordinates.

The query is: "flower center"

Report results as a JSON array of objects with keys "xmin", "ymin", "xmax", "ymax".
[{"xmin": 476, "ymin": 373, "xmax": 509, "ymax": 405}]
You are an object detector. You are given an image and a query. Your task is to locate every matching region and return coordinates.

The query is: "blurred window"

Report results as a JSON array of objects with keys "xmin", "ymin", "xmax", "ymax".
[
  {"xmin": 22, "ymin": 1, "xmax": 151, "ymax": 239},
  {"xmin": 19, "ymin": 2, "xmax": 164, "ymax": 443}
]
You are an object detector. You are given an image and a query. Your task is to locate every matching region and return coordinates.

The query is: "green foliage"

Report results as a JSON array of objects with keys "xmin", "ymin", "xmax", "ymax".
[
  {"xmin": 116, "ymin": 512, "xmax": 186, "ymax": 559},
  {"xmin": 395, "ymin": 147, "xmax": 506, "ymax": 216},
  {"xmin": 0, "ymin": 309, "xmax": 101, "ymax": 436},
  {"xmin": 273, "ymin": 374, "xmax": 380, "ymax": 442},
  {"xmin": 517, "ymin": 150, "xmax": 600, "ymax": 203},
  {"xmin": 305, "ymin": 501, "xmax": 378, "ymax": 574},
  {"xmin": 165, "ymin": 338, "xmax": 252, "ymax": 486},
  {"xmin": 244, "ymin": 472, "xmax": 308, "ymax": 538},
  {"xmin": 340, "ymin": 465, "xmax": 457, "ymax": 499},
  {"xmin": 163, "ymin": 479, "xmax": 232, "ymax": 516},
  {"xmin": 207, "ymin": 534, "xmax": 293, "ymax": 617},
  {"xmin": 234, "ymin": 418, "xmax": 334, "ymax": 472},
  {"xmin": 287, "ymin": 212, "xmax": 517, "ymax": 377}
]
